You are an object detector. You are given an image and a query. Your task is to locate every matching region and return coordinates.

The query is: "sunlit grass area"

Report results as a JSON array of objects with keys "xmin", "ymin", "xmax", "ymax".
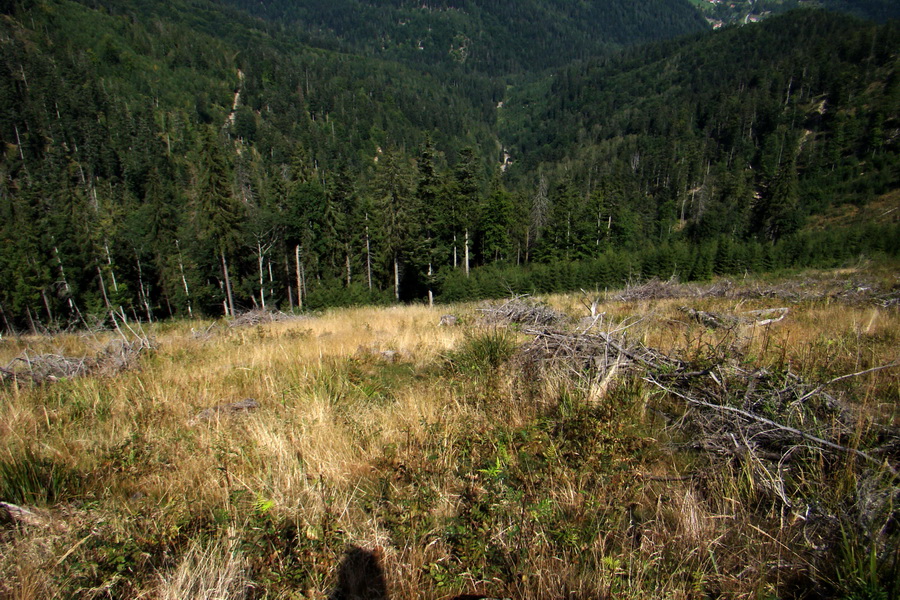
[{"xmin": 1, "ymin": 268, "xmax": 898, "ymax": 599}]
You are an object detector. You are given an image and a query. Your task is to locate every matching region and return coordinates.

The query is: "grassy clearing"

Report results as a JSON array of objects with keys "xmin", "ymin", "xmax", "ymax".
[{"xmin": 0, "ymin": 268, "xmax": 898, "ymax": 599}]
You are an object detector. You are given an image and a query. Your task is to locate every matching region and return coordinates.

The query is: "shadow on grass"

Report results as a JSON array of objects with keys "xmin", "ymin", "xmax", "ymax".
[{"xmin": 328, "ymin": 546, "xmax": 389, "ymax": 600}]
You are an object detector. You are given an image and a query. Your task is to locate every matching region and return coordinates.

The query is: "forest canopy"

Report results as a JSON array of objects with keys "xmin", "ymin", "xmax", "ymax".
[{"xmin": 0, "ymin": 1, "xmax": 897, "ymax": 331}]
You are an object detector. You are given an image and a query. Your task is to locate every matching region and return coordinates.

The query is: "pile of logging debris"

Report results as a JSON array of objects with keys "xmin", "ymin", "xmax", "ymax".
[
  {"xmin": 228, "ymin": 309, "xmax": 305, "ymax": 328},
  {"xmin": 0, "ymin": 336, "xmax": 153, "ymax": 385},
  {"xmin": 499, "ymin": 295, "xmax": 898, "ymax": 481},
  {"xmin": 477, "ymin": 296, "xmax": 566, "ymax": 328}
]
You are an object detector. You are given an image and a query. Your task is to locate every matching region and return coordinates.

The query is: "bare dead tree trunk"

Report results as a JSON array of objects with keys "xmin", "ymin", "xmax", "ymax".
[
  {"xmin": 427, "ymin": 262, "xmax": 434, "ymax": 308},
  {"xmin": 295, "ymin": 244, "xmax": 303, "ymax": 311},
  {"xmin": 176, "ymin": 240, "xmax": 193, "ymax": 319},
  {"xmin": 345, "ymin": 253, "xmax": 351, "ymax": 287},
  {"xmin": 284, "ymin": 250, "xmax": 294, "ymax": 310},
  {"xmin": 267, "ymin": 260, "xmax": 275, "ymax": 309},
  {"xmin": 453, "ymin": 233, "xmax": 458, "ymax": 269},
  {"xmin": 464, "ymin": 228, "xmax": 470, "ymax": 278},
  {"xmin": 394, "ymin": 256, "xmax": 400, "ymax": 302},
  {"xmin": 26, "ymin": 306, "xmax": 37, "ymax": 335},
  {"xmin": 0, "ymin": 301, "xmax": 10, "ymax": 334},
  {"xmin": 0, "ymin": 301, "xmax": 12, "ymax": 336},
  {"xmin": 220, "ymin": 281, "xmax": 228, "ymax": 316},
  {"xmin": 104, "ymin": 241, "xmax": 118, "ymax": 293},
  {"xmin": 302, "ymin": 262, "xmax": 307, "ymax": 300},
  {"xmin": 525, "ymin": 229, "xmax": 530, "ymax": 263},
  {"xmin": 40, "ymin": 288, "xmax": 53, "ymax": 324},
  {"xmin": 14, "ymin": 124, "xmax": 25, "ymax": 161},
  {"xmin": 97, "ymin": 265, "xmax": 111, "ymax": 310},
  {"xmin": 136, "ymin": 257, "xmax": 152, "ymax": 322},
  {"xmin": 257, "ymin": 241, "xmax": 266, "ymax": 311},
  {"xmin": 221, "ymin": 250, "xmax": 235, "ymax": 317},
  {"xmin": 53, "ymin": 245, "xmax": 77, "ymax": 316},
  {"xmin": 596, "ymin": 206, "xmax": 604, "ymax": 246},
  {"xmin": 365, "ymin": 214, "xmax": 373, "ymax": 291}
]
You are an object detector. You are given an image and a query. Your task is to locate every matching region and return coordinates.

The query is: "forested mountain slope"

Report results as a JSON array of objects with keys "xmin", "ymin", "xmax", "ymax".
[
  {"xmin": 0, "ymin": 0, "xmax": 504, "ymax": 328},
  {"xmin": 500, "ymin": 10, "xmax": 899, "ymax": 250},
  {"xmin": 0, "ymin": 1, "xmax": 897, "ymax": 331},
  {"xmin": 212, "ymin": 0, "xmax": 710, "ymax": 75}
]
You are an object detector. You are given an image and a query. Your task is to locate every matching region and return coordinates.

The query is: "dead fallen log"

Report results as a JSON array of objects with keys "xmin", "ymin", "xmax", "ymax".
[
  {"xmin": 190, "ymin": 398, "xmax": 259, "ymax": 425},
  {"xmin": 746, "ymin": 307, "xmax": 789, "ymax": 326},
  {"xmin": 615, "ymin": 277, "xmax": 683, "ymax": 302},
  {"xmin": 680, "ymin": 307, "xmax": 741, "ymax": 329},
  {"xmin": 1, "ymin": 352, "xmax": 92, "ymax": 384},
  {"xmin": 515, "ymin": 327, "xmax": 684, "ymax": 406},
  {"xmin": 679, "ymin": 306, "xmax": 790, "ymax": 329},
  {"xmin": 0, "ymin": 501, "xmax": 45, "ymax": 527}
]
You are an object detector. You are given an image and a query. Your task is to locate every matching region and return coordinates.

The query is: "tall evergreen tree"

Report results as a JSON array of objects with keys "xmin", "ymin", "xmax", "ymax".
[
  {"xmin": 414, "ymin": 137, "xmax": 444, "ymax": 304},
  {"xmin": 481, "ymin": 175, "xmax": 514, "ymax": 263},
  {"xmin": 373, "ymin": 148, "xmax": 416, "ymax": 300},
  {"xmin": 450, "ymin": 147, "xmax": 482, "ymax": 276},
  {"xmin": 193, "ymin": 127, "xmax": 244, "ymax": 316}
]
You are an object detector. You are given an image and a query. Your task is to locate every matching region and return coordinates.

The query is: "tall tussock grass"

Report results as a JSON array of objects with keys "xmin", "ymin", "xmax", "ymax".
[{"xmin": 0, "ymin": 448, "xmax": 81, "ymax": 506}]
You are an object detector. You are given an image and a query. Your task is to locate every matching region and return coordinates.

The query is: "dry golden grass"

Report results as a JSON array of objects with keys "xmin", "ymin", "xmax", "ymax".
[
  {"xmin": 157, "ymin": 530, "xmax": 247, "ymax": 600},
  {"xmin": 1, "ymin": 273, "xmax": 898, "ymax": 599}
]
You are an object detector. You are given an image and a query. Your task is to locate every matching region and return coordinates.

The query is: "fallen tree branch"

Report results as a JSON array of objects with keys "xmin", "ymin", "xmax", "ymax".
[
  {"xmin": 793, "ymin": 362, "xmax": 900, "ymax": 405},
  {"xmin": 644, "ymin": 375, "xmax": 898, "ymax": 477},
  {"xmin": 749, "ymin": 307, "xmax": 790, "ymax": 326}
]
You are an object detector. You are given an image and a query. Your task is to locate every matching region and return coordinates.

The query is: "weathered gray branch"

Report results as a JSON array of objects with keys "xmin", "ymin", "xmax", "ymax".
[{"xmin": 644, "ymin": 375, "xmax": 898, "ymax": 477}]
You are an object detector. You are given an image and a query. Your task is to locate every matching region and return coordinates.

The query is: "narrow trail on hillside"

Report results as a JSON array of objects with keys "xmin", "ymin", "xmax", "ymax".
[{"xmin": 227, "ymin": 68, "xmax": 244, "ymax": 127}]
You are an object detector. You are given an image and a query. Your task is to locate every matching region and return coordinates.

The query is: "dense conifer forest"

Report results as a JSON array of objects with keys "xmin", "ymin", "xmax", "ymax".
[{"xmin": 0, "ymin": 0, "xmax": 897, "ymax": 330}]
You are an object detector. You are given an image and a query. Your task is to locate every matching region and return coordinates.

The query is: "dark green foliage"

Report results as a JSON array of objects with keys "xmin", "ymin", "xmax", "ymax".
[
  {"xmin": 214, "ymin": 0, "xmax": 709, "ymax": 76},
  {"xmin": 446, "ymin": 328, "xmax": 518, "ymax": 379},
  {"xmin": 0, "ymin": 2, "xmax": 896, "ymax": 327},
  {"xmin": 194, "ymin": 128, "xmax": 244, "ymax": 255}
]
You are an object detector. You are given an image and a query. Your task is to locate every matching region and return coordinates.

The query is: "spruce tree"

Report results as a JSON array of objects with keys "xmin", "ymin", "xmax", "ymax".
[
  {"xmin": 450, "ymin": 147, "xmax": 482, "ymax": 276},
  {"xmin": 373, "ymin": 148, "xmax": 415, "ymax": 301},
  {"xmin": 194, "ymin": 127, "xmax": 244, "ymax": 317},
  {"xmin": 414, "ymin": 137, "xmax": 444, "ymax": 304},
  {"xmin": 481, "ymin": 175, "xmax": 514, "ymax": 263}
]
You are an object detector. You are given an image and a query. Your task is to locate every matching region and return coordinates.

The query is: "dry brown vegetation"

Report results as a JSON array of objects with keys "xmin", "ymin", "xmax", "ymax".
[{"xmin": 0, "ymin": 267, "xmax": 898, "ymax": 600}]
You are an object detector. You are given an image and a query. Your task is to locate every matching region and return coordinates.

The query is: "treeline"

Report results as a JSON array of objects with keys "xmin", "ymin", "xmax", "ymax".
[
  {"xmin": 0, "ymin": 2, "xmax": 898, "ymax": 332},
  {"xmin": 440, "ymin": 222, "xmax": 900, "ymax": 301}
]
